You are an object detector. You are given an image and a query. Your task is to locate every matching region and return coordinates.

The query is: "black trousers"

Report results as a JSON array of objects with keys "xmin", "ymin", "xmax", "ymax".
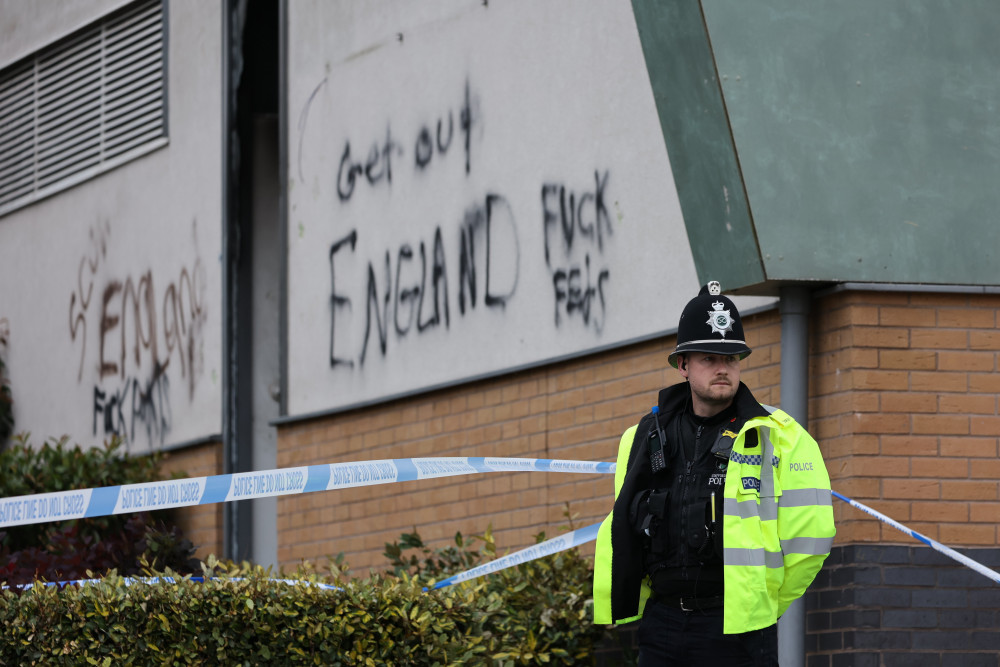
[{"xmin": 637, "ymin": 599, "xmax": 778, "ymax": 666}]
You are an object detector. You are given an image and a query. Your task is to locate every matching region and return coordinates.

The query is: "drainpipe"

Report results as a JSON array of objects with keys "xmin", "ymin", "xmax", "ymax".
[{"xmin": 778, "ymin": 285, "xmax": 811, "ymax": 667}]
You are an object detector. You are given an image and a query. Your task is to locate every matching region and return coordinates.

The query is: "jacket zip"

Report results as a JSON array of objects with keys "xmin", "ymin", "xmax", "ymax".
[{"xmin": 679, "ymin": 423, "xmax": 705, "ymax": 581}]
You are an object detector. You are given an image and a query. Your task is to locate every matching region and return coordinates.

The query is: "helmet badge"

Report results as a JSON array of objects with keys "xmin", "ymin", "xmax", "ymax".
[{"xmin": 706, "ymin": 300, "xmax": 733, "ymax": 338}]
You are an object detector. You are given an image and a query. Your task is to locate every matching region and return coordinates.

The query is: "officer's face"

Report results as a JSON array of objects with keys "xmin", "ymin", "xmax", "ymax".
[{"xmin": 678, "ymin": 352, "xmax": 740, "ymax": 416}]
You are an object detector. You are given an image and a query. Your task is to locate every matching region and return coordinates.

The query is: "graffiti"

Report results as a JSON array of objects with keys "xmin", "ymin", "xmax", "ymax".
[
  {"xmin": 335, "ymin": 125, "xmax": 403, "ymax": 202},
  {"xmin": 69, "ymin": 220, "xmax": 206, "ymax": 449},
  {"xmin": 414, "ymin": 81, "xmax": 474, "ymax": 175},
  {"xmin": 93, "ymin": 361, "xmax": 172, "ymax": 449},
  {"xmin": 328, "ymin": 230, "xmax": 357, "ymax": 369},
  {"xmin": 297, "ymin": 77, "xmax": 328, "ymax": 182},
  {"xmin": 69, "ymin": 219, "xmax": 111, "ymax": 381},
  {"xmin": 328, "ymin": 194, "xmax": 519, "ymax": 368},
  {"xmin": 321, "ymin": 75, "xmax": 614, "ymax": 376},
  {"xmin": 335, "ymin": 80, "xmax": 477, "ymax": 202},
  {"xmin": 541, "ymin": 170, "xmax": 613, "ymax": 332},
  {"xmin": 458, "ymin": 194, "xmax": 518, "ymax": 313}
]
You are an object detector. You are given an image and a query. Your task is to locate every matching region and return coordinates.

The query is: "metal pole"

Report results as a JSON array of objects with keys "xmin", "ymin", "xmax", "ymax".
[{"xmin": 778, "ymin": 285, "xmax": 811, "ymax": 667}]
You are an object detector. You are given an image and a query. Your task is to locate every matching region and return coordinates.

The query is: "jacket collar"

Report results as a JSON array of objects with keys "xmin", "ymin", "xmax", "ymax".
[{"xmin": 657, "ymin": 381, "xmax": 769, "ymax": 421}]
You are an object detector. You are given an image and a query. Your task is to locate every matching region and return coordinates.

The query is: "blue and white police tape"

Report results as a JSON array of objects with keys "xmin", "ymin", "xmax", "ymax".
[
  {"xmin": 4, "ymin": 576, "xmax": 340, "ymax": 592},
  {"xmin": 832, "ymin": 490, "xmax": 1000, "ymax": 585},
  {"xmin": 430, "ymin": 492, "xmax": 1000, "ymax": 590},
  {"xmin": 2, "ymin": 454, "xmax": 997, "ymax": 590},
  {"xmin": 427, "ymin": 521, "xmax": 602, "ymax": 591},
  {"xmin": 0, "ymin": 457, "xmax": 616, "ymax": 530}
]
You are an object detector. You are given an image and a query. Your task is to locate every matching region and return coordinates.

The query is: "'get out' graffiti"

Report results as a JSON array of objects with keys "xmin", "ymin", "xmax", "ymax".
[{"xmin": 310, "ymin": 79, "xmax": 615, "ymax": 371}]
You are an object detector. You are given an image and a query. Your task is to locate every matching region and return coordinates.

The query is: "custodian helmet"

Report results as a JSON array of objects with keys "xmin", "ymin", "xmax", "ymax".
[{"xmin": 668, "ymin": 281, "xmax": 752, "ymax": 368}]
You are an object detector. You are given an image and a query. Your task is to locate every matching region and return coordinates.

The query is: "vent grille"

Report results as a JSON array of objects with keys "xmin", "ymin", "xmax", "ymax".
[{"xmin": 0, "ymin": 0, "xmax": 166, "ymax": 215}]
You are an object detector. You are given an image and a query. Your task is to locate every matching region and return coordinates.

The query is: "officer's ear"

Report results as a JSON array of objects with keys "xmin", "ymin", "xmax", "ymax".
[{"xmin": 677, "ymin": 354, "xmax": 688, "ymax": 376}]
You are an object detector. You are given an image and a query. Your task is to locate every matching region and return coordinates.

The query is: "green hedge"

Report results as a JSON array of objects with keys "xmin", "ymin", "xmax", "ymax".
[
  {"xmin": 0, "ymin": 527, "xmax": 611, "ymax": 665},
  {"xmin": 0, "ymin": 435, "xmax": 197, "ymax": 585}
]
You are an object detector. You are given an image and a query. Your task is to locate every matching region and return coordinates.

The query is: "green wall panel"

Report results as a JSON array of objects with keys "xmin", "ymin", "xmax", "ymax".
[
  {"xmin": 702, "ymin": 0, "xmax": 1000, "ymax": 285},
  {"xmin": 631, "ymin": 0, "xmax": 765, "ymax": 290}
]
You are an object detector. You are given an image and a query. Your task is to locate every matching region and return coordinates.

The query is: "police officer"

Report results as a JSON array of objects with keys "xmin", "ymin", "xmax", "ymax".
[{"xmin": 593, "ymin": 281, "xmax": 835, "ymax": 666}]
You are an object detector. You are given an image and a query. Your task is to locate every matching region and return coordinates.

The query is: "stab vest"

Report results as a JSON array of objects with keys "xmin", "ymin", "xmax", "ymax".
[{"xmin": 629, "ymin": 404, "xmax": 755, "ymax": 596}]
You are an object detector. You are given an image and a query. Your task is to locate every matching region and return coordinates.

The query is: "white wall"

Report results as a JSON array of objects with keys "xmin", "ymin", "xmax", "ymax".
[
  {"xmin": 0, "ymin": 0, "xmax": 133, "ymax": 65},
  {"xmin": 286, "ymin": 0, "xmax": 771, "ymax": 415},
  {"xmin": 0, "ymin": 0, "xmax": 223, "ymax": 453}
]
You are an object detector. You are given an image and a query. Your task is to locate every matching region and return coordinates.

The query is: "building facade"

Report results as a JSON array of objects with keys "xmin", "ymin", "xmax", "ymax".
[{"xmin": 1, "ymin": 1, "xmax": 998, "ymax": 664}]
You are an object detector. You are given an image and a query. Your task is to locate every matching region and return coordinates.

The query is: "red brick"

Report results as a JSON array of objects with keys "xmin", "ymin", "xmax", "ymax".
[
  {"xmin": 910, "ymin": 371, "xmax": 967, "ymax": 392},
  {"xmin": 846, "ymin": 456, "xmax": 908, "ymax": 478},
  {"xmin": 911, "ymin": 457, "xmax": 968, "ymax": 478},
  {"xmin": 880, "ymin": 392, "xmax": 938, "ymax": 413},
  {"xmin": 837, "ymin": 520, "xmax": 881, "ymax": 544},
  {"xmin": 969, "ymin": 373, "xmax": 1000, "ymax": 393},
  {"xmin": 879, "ymin": 306, "xmax": 935, "ymax": 327},
  {"xmin": 812, "ymin": 417, "xmax": 842, "ymax": 440},
  {"xmin": 969, "ymin": 459, "xmax": 1000, "ymax": 480},
  {"xmin": 910, "ymin": 329, "xmax": 968, "ymax": 349},
  {"xmin": 940, "ymin": 480, "xmax": 998, "ymax": 501},
  {"xmin": 910, "ymin": 501, "xmax": 968, "ymax": 522},
  {"xmin": 831, "ymin": 477, "xmax": 880, "ymax": 500},
  {"xmin": 882, "ymin": 479, "xmax": 940, "ymax": 499},
  {"xmin": 851, "ymin": 412, "xmax": 911, "ymax": 435},
  {"xmin": 851, "ymin": 370, "xmax": 909, "ymax": 391},
  {"xmin": 938, "ymin": 351, "xmax": 996, "ymax": 372},
  {"xmin": 879, "ymin": 349, "xmax": 936, "ymax": 370},
  {"xmin": 939, "ymin": 436, "xmax": 998, "ymax": 458},
  {"xmin": 971, "ymin": 416, "xmax": 1000, "ymax": 436},
  {"xmin": 969, "ymin": 330, "xmax": 1000, "ymax": 350},
  {"xmin": 937, "ymin": 309, "xmax": 995, "ymax": 328},
  {"xmin": 970, "ymin": 502, "xmax": 999, "ymax": 522},
  {"xmin": 912, "ymin": 414, "xmax": 969, "ymax": 435},
  {"xmin": 846, "ymin": 292, "xmax": 910, "ymax": 306},
  {"xmin": 848, "ymin": 348, "xmax": 880, "ymax": 368},
  {"xmin": 909, "ymin": 293, "xmax": 969, "ymax": 307},
  {"xmin": 940, "ymin": 394, "xmax": 995, "ymax": 415},
  {"xmin": 852, "ymin": 326, "xmax": 910, "ymax": 348},
  {"xmin": 938, "ymin": 523, "xmax": 997, "ymax": 546}
]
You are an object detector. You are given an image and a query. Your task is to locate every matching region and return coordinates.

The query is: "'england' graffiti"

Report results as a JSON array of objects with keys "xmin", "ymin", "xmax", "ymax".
[
  {"xmin": 69, "ymin": 220, "xmax": 206, "ymax": 449},
  {"xmin": 329, "ymin": 193, "xmax": 519, "ymax": 368},
  {"xmin": 542, "ymin": 170, "xmax": 613, "ymax": 332}
]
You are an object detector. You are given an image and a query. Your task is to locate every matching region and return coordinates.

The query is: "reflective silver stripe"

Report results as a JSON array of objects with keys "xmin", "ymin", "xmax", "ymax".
[
  {"xmin": 724, "ymin": 496, "xmax": 778, "ymax": 521},
  {"xmin": 759, "ymin": 497, "xmax": 778, "ymax": 521},
  {"xmin": 676, "ymin": 339, "xmax": 748, "ymax": 347},
  {"xmin": 725, "ymin": 547, "xmax": 784, "ymax": 569},
  {"xmin": 760, "ymin": 428, "xmax": 775, "ymax": 498},
  {"xmin": 780, "ymin": 536, "xmax": 834, "ymax": 556},
  {"xmin": 780, "ymin": 488, "xmax": 833, "ymax": 508},
  {"xmin": 723, "ymin": 498, "xmax": 778, "ymax": 521},
  {"xmin": 725, "ymin": 497, "xmax": 757, "ymax": 519}
]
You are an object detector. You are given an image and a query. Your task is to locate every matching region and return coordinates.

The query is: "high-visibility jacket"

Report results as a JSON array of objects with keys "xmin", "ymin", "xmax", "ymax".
[{"xmin": 593, "ymin": 383, "xmax": 836, "ymax": 634}]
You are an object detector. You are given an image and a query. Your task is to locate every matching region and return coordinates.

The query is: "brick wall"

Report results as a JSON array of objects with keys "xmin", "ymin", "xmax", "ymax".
[
  {"xmin": 160, "ymin": 440, "xmax": 224, "ymax": 560},
  {"xmin": 276, "ymin": 308, "xmax": 782, "ymax": 572},
  {"xmin": 808, "ymin": 290, "xmax": 1000, "ymax": 666},
  {"xmin": 811, "ymin": 290, "xmax": 999, "ymax": 546}
]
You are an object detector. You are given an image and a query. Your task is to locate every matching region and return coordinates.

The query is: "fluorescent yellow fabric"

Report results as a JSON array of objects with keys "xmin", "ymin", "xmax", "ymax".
[{"xmin": 593, "ymin": 408, "xmax": 835, "ymax": 634}]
